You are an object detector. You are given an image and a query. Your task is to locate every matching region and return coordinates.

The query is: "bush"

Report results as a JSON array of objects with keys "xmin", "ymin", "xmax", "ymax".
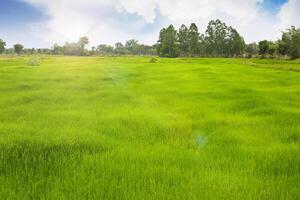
[
  {"xmin": 149, "ymin": 57, "xmax": 157, "ymax": 63},
  {"xmin": 27, "ymin": 57, "xmax": 40, "ymax": 66}
]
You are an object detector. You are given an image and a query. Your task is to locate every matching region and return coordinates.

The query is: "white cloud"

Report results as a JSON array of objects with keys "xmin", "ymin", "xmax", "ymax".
[
  {"xmin": 278, "ymin": 0, "xmax": 300, "ymax": 29},
  {"xmin": 18, "ymin": 0, "xmax": 300, "ymax": 47}
]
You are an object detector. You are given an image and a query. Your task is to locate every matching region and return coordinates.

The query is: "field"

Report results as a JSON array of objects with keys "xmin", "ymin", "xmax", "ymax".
[{"xmin": 0, "ymin": 56, "xmax": 299, "ymax": 199}]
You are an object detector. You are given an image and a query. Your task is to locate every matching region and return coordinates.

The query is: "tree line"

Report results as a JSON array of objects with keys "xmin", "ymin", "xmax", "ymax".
[
  {"xmin": 157, "ymin": 19, "xmax": 300, "ymax": 59},
  {"xmin": 0, "ymin": 19, "xmax": 299, "ymax": 59},
  {"xmin": 0, "ymin": 37, "xmax": 156, "ymax": 56}
]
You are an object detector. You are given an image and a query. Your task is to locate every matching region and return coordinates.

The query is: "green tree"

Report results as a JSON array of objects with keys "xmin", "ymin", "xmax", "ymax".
[
  {"xmin": 97, "ymin": 44, "xmax": 114, "ymax": 55},
  {"xmin": 125, "ymin": 39, "xmax": 140, "ymax": 55},
  {"xmin": 14, "ymin": 44, "xmax": 24, "ymax": 55},
  {"xmin": 226, "ymin": 27, "xmax": 245, "ymax": 57},
  {"xmin": 52, "ymin": 44, "xmax": 63, "ymax": 55},
  {"xmin": 188, "ymin": 23, "xmax": 200, "ymax": 56},
  {"xmin": 0, "ymin": 39, "xmax": 6, "ymax": 54},
  {"xmin": 205, "ymin": 19, "xmax": 228, "ymax": 56},
  {"xmin": 245, "ymin": 42, "xmax": 258, "ymax": 58},
  {"xmin": 280, "ymin": 26, "xmax": 300, "ymax": 59},
  {"xmin": 258, "ymin": 40, "xmax": 269, "ymax": 57},
  {"xmin": 177, "ymin": 24, "xmax": 189, "ymax": 56},
  {"xmin": 63, "ymin": 42, "xmax": 80, "ymax": 55},
  {"xmin": 78, "ymin": 37, "xmax": 89, "ymax": 55},
  {"xmin": 157, "ymin": 25, "xmax": 178, "ymax": 58},
  {"xmin": 268, "ymin": 41, "xmax": 277, "ymax": 57},
  {"xmin": 114, "ymin": 42, "xmax": 125, "ymax": 55}
]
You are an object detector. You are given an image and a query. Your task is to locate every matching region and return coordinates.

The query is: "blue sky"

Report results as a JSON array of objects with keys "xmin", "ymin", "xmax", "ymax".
[
  {"xmin": 261, "ymin": 0, "xmax": 287, "ymax": 12},
  {"xmin": 0, "ymin": 0, "xmax": 298, "ymax": 48}
]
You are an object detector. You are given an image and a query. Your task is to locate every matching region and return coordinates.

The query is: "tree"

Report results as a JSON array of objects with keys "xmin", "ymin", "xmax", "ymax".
[
  {"xmin": 226, "ymin": 27, "xmax": 245, "ymax": 57},
  {"xmin": 114, "ymin": 42, "xmax": 125, "ymax": 54},
  {"xmin": 78, "ymin": 37, "xmax": 89, "ymax": 55},
  {"xmin": 188, "ymin": 23, "xmax": 200, "ymax": 56},
  {"xmin": 0, "ymin": 39, "xmax": 6, "ymax": 54},
  {"xmin": 91, "ymin": 46, "xmax": 96, "ymax": 55},
  {"xmin": 204, "ymin": 19, "xmax": 228, "ymax": 56},
  {"xmin": 125, "ymin": 39, "xmax": 140, "ymax": 55},
  {"xmin": 97, "ymin": 44, "xmax": 114, "ymax": 55},
  {"xmin": 268, "ymin": 41, "xmax": 277, "ymax": 57},
  {"xmin": 177, "ymin": 24, "xmax": 189, "ymax": 56},
  {"xmin": 198, "ymin": 34, "xmax": 206, "ymax": 56},
  {"xmin": 157, "ymin": 25, "xmax": 178, "ymax": 57},
  {"xmin": 14, "ymin": 44, "xmax": 24, "ymax": 55},
  {"xmin": 245, "ymin": 42, "xmax": 258, "ymax": 58},
  {"xmin": 279, "ymin": 26, "xmax": 300, "ymax": 59},
  {"xmin": 52, "ymin": 44, "xmax": 63, "ymax": 55},
  {"xmin": 288, "ymin": 27, "xmax": 300, "ymax": 59},
  {"xmin": 63, "ymin": 42, "xmax": 80, "ymax": 55},
  {"xmin": 258, "ymin": 40, "xmax": 269, "ymax": 57}
]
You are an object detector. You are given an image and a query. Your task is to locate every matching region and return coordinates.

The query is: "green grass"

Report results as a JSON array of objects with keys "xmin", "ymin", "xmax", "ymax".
[{"xmin": 0, "ymin": 56, "xmax": 299, "ymax": 199}]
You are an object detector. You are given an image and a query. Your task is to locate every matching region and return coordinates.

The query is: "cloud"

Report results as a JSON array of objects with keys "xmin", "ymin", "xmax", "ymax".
[
  {"xmin": 278, "ymin": 0, "xmax": 300, "ymax": 29},
  {"xmin": 18, "ymin": 0, "xmax": 299, "ymax": 47}
]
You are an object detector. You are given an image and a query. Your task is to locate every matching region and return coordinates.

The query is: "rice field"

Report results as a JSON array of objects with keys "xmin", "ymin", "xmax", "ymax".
[{"xmin": 0, "ymin": 56, "xmax": 299, "ymax": 199}]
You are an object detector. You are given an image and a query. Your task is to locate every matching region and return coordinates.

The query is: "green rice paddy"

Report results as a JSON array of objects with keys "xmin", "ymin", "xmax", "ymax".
[{"xmin": 0, "ymin": 56, "xmax": 299, "ymax": 199}]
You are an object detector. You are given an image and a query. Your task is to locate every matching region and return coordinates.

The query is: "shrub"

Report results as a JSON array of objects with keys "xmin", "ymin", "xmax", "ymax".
[
  {"xmin": 149, "ymin": 57, "xmax": 157, "ymax": 63},
  {"xmin": 27, "ymin": 57, "xmax": 40, "ymax": 66}
]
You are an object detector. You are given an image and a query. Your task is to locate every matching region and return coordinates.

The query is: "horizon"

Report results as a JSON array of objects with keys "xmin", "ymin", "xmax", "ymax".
[{"xmin": 0, "ymin": 0, "xmax": 299, "ymax": 48}]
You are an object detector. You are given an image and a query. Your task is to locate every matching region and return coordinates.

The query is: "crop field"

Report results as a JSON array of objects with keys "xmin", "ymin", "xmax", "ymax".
[{"xmin": 0, "ymin": 56, "xmax": 299, "ymax": 199}]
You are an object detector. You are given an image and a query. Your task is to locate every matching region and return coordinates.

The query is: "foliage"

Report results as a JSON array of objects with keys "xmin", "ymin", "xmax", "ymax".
[
  {"xmin": 279, "ymin": 26, "xmax": 300, "ymax": 59},
  {"xmin": 258, "ymin": 40, "xmax": 269, "ymax": 57},
  {"xmin": 149, "ymin": 57, "xmax": 157, "ymax": 63},
  {"xmin": 13, "ymin": 44, "xmax": 24, "ymax": 55},
  {"xmin": 27, "ymin": 57, "xmax": 40, "ymax": 66},
  {"xmin": 157, "ymin": 25, "xmax": 179, "ymax": 57},
  {"xmin": 177, "ymin": 25, "xmax": 189, "ymax": 56},
  {"xmin": 245, "ymin": 42, "xmax": 258, "ymax": 58},
  {"xmin": 114, "ymin": 42, "xmax": 125, "ymax": 55},
  {"xmin": 157, "ymin": 19, "xmax": 245, "ymax": 58},
  {"xmin": 204, "ymin": 19, "xmax": 228, "ymax": 56},
  {"xmin": 78, "ymin": 37, "xmax": 89, "ymax": 55},
  {"xmin": 188, "ymin": 23, "xmax": 200, "ymax": 56},
  {"xmin": 0, "ymin": 39, "xmax": 6, "ymax": 54}
]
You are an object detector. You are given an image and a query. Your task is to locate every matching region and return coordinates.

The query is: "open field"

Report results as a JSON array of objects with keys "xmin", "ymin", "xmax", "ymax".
[{"xmin": 0, "ymin": 56, "xmax": 299, "ymax": 199}]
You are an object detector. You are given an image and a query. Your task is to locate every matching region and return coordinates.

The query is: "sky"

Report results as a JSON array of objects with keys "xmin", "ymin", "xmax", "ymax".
[{"xmin": 0, "ymin": 0, "xmax": 299, "ymax": 48}]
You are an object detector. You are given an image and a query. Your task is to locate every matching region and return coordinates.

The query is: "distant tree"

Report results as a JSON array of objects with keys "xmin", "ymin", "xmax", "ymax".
[
  {"xmin": 258, "ymin": 40, "xmax": 269, "ymax": 57},
  {"xmin": 279, "ymin": 26, "xmax": 300, "ymax": 59},
  {"xmin": 78, "ymin": 37, "xmax": 89, "ymax": 55},
  {"xmin": 226, "ymin": 27, "xmax": 245, "ymax": 57},
  {"xmin": 97, "ymin": 44, "xmax": 114, "ymax": 55},
  {"xmin": 0, "ymin": 39, "xmax": 6, "ymax": 54},
  {"xmin": 125, "ymin": 39, "xmax": 140, "ymax": 55},
  {"xmin": 91, "ymin": 46, "xmax": 96, "ymax": 55},
  {"xmin": 205, "ymin": 19, "xmax": 228, "ymax": 56},
  {"xmin": 177, "ymin": 24, "xmax": 189, "ymax": 56},
  {"xmin": 268, "ymin": 41, "xmax": 277, "ymax": 57},
  {"xmin": 188, "ymin": 23, "xmax": 200, "ymax": 56},
  {"xmin": 198, "ymin": 34, "xmax": 206, "ymax": 56},
  {"xmin": 114, "ymin": 42, "xmax": 125, "ymax": 54},
  {"xmin": 14, "ymin": 44, "xmax": 24, "ymax": 55},
  {"xmin": 23, "ymin": 48, "xmax": 36, "ymax": 55},
  {"xmin": 138, "ymin": 44, "xmax": 157, "ymax": 55},
  {"xmin": 52, "ymin": 44, "xmax": 63, "ymax": 55},
  {"xmin": 157, "ymin": 25, "xmax": 178, "ymax": 57},
  {"xmin": 63, "ymin": 42, "xmax": 80, "ymax": 55},
  {"xmin": 245, "ymin": 42, "xmax": 258, "ymax": 58}
]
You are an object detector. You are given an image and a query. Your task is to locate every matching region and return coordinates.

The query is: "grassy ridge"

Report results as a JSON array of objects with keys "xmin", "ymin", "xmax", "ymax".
[{"xmin": 0, "ymin": 56, "xmax": 299, "ymax": 199}]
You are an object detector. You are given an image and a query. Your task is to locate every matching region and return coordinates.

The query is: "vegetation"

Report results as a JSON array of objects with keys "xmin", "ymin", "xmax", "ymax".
[
  {"xmin": 13, "ymin": 44, "xmax": 24, "ymax": 55},
  {"xmin": 157, "ymin": 19, "xmax": 299, "ymax": 59},
  {"xmin": 0, "ymin": 39, "xmax": 5, "ymax": 54},
  {"xmin": 0, "ymin": 56, "xmax": 299, "ymax": 199},
  {"xmin": 0, "ymin": 19, "xmax": 299, "ymax": 59}
]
